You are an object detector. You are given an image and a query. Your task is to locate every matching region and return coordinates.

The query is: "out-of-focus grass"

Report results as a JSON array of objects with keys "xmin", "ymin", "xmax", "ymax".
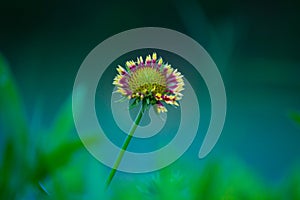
[
  {"xmin": 110, "ymin": 159, "xmax": 300, "ymax": 200},
  {"xmin": 0, "ymin": 54, "xmax": 300, "ymax": 199},
  {"xmin": 0, "ymin": 54, "xmax": 85, "ymax": 199}
]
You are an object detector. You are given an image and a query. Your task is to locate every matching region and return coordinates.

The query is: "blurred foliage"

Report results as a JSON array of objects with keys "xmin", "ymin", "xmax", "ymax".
[
  {"xmin": 0, "ymin": 53, "xmax": 300, "ymax": 200},
  {"xmin": 286, "ymin": 167, "xmax": 300, "ymax": 199},
  {"xmin": 289, "ymin": 111, "xmax": 300, "ymax": 127},
  {"xmin": 0, "ymin": 55, "xmax": 85, "ymax": 199},
  {"xmin": 109, "ymin": 159, "xmax": 300, "ymax": 200}
]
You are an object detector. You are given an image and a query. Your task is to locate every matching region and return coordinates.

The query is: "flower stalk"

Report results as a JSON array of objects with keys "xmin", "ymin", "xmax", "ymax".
[{"xmin": 105, "ymin": 102, "xmax": 147, "ymax": 189}]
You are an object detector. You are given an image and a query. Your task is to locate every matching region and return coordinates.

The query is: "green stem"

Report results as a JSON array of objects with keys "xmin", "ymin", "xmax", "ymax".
[{"xmin": 105, "ymin": 103, "xmax": 146, "ymax": 189}]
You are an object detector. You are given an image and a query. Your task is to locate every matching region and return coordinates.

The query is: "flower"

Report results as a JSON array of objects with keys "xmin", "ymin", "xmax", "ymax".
[{"xmin": 113, "ymin": 53, "xmax": 184, "ymax": 113}]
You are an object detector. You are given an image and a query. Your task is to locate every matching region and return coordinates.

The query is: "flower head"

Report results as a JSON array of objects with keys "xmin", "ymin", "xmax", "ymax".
[{"xmin": 113, "ymin": 53, "xmax": 184, "ymax": 113}]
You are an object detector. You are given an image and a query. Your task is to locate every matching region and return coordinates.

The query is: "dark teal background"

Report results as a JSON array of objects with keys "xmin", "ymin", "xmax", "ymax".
[{"xmin": 1, "ymin": 0, "xmax": 300, "ymax": 199}]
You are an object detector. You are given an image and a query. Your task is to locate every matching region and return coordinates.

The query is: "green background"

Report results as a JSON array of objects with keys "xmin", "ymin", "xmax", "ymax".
[{"xmin": 1, "ymin": 0, "xmax": 300, "ymax": 199}]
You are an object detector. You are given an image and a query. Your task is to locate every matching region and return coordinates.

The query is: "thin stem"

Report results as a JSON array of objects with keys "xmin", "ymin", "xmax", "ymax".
[{"xmin": 105, "ymin": 103, "xmax": 146, "ymax": 189}]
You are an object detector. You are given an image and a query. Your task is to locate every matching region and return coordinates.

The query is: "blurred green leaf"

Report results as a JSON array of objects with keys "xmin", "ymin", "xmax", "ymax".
[
  {"xmin": 0, "ymin": 54, "xmax": 29, "ymax": 199},
  {"xmin": 0, "ymin": 54, "xmax": 88, "ymax": 199},
  {"xmin": 191, "ymin": 162, "xmax": 221, "ymax": 200},
  {"xmin": 0, "ymin": 139, "xmax": 15, "ymax": 199},
  {"xmin": 0, "ymin": 54, "xmax": 28, "ymax": 140},
  {"xmin": 285, "ymin": 167, "xmax": 300, "ymax": 200},
  {"xmin": 135, "ymin": 168, "xmax": 189, "ymax": 200},
  {"xmin": 43, "ymin": 97, "xmax": 75, "ymax": 151},
  {"xmin": 289, "ymin": 111, "xmax": 300, "ymax": 126},
  {"xmin": 37, "ymin": 139, "xmax": 83, "ymax": 178}
]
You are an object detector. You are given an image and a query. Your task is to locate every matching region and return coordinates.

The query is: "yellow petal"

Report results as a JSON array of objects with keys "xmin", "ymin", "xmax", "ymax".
[
  {"xmin": 146, "ymin": 55, "xmax": 151, "ymax": 63},
  {"xmin": 139, "ymin": 56, "xmax": 143, "ymax": 63},
  {"xmin": 126, "ymin": 61, "xmax": 131, "ymax": 68},
  {"xmin": 117, "ymin": 65, "xmax": 126, "ymax": 74},
  {"xmin": 152, "ymin": 52, "xmax": 157, "ymax": 61},
  {"xmin": 158, "ymin": 57, "xmax": 163, "ymax": 65},
  {"xmin": 137, "ymin": 57, "xmax": 140, "ymax": 64}
]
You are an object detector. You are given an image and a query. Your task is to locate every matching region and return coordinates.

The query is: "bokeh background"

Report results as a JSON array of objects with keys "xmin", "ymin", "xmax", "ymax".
[{"xmin": 1, "ymin": 0, "xmax": 300, "ymax": 199}]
